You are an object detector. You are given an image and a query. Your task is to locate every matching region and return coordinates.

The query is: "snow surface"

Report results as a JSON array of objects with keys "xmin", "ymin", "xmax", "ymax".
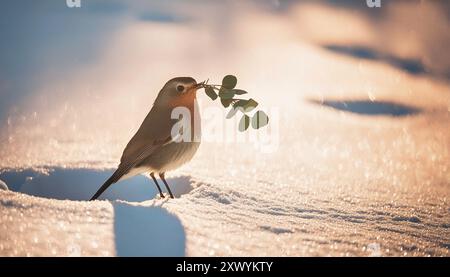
[
  {"xmin": 0, "ymin": 1, "xmax": 449, "ymax": 256},
  {"xmin": 0, "ymin": 180, "xmax": 8, "ymax": 191}
]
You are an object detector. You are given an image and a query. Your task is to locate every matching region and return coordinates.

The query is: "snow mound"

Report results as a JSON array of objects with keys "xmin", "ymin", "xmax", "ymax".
[
  {"xmin": 0, "ymin": 180, "xmax": 8, "ymax": 191},
  {"xmin": 0, "ymin": 190, "xmax": 185, "ymax": 256}
]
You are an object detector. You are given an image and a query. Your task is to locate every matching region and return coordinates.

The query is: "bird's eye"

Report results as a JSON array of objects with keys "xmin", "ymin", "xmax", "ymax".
[{"xmin": 176, "ymin": 85, "xmax": 185, "ymax": 92}]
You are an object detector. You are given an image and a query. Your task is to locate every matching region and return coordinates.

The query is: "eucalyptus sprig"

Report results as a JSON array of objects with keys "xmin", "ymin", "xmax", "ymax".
[{"xmin": 199, "ymin": 75, "xmax": 269, "ymax": 132}]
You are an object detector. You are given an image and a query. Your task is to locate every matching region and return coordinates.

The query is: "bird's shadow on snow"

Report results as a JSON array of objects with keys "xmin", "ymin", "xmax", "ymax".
[
  {"xmin": 0, "ymin": 167, "xmax": 195, "ymax": 201},
  {"xmin": 112, "ymin": 201, "xmax": 186, "ymax": 256},
  {"xmin": 0, "ymin": 167, "xmax": 189, "ymax": 256}
]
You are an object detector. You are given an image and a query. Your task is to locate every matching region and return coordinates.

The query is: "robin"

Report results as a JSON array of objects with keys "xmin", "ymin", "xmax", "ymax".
[{"xmin": 90, "ymin": 77, "xmax": 202, "ymax": 200}]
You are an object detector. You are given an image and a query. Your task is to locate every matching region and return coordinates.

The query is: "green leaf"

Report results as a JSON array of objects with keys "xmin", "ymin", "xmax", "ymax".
[
  {"xmin": 231, "ymin": 89, "xmax": 248, "ymax": 95},
  {"xmin": 222, "ymin": 75, "xmax": 237, "ymax": 89},
  {"xmin": 205, "ymin": 86, "xmax": 218, "ymax": 100},
  {"xmin": 233, "ymin": 98, "xmax": 258, "ymax": 112},
  {"xmin": 233, "ymin": 99, "xmax": 247, "ymax": 108},
  {"xmin": 238, "ymin": 114, "xmax": 250, "ymax": 132},
  {"xmin": 218, "ymin": 88, "xmax": 235, "ymax": 99},
  {"xmin": 251, "ymin": 110, "xmax": 269, "ymax": 129},
  {"xmin": 245, "ymin": 99, "xmax": 258, "ymax": 111},
  {"xmin": 226, "ymin": 106, "xmax": 242, "ymax": 119},
  {"xmin": 221, "ymin": 98, "xmax": 233, "ymax": 108}
]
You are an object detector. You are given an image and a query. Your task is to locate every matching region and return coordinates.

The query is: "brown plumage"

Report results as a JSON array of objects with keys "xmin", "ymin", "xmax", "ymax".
[{"xmin": 90, "ymin": 77, "xmax": 201, "ymax": 200}]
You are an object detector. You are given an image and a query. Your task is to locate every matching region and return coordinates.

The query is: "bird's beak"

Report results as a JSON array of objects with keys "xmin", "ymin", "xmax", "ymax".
[
  {"xmin": 195, "ymin": 81, "xmax": 206, "ymax": 89},
  {"xmin": 188, "ymin": 81, "xmax": 205, "ymax": 94},
  {"xmin": 185, "ymin": 83, "xmax": 201, "ymax": 95}
]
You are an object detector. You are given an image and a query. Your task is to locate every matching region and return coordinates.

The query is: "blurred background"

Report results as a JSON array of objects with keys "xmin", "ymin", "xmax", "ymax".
[
  {"xmin": 0, "ymin": 0, "xmax": 449, "ymax": 168},
  {"xmin": 0, "ymin": 0, "xmax": 449, "ymax": 257}
]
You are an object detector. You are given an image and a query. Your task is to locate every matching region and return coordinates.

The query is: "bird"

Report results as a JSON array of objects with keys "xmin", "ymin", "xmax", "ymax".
[{"xmin": 90, "ymin": 77, "xmax": 202, "ymax": 200}]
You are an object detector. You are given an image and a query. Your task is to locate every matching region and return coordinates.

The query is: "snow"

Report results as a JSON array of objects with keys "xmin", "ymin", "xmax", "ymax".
[
  {"xmin": 0, "ymin": 180, "xmax": 8, "ymax": 191},
  {"xmin": 0, "ymin": 191, "xmax": 183, "ymax": 257},
  {"xmin": 0, "ymin": 1, "xmax": 449, "ymax": 256}
]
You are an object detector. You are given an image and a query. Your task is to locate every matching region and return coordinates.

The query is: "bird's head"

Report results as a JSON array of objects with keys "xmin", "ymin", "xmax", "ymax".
[{"xmin": 154, "ymin": 77, "xmax": 204, "ymax": 108}]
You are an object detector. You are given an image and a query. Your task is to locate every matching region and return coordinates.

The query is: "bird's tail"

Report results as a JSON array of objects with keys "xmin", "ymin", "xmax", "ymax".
[{"xmin": 90, "ymin": 171, "xmax": 121, "ymax": 201}]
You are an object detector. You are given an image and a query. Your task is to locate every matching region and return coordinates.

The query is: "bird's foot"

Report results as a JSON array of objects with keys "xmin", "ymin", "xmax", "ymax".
[{"xmin": 155, "ymin": 193, "xmax": 175, "ymax": 199}]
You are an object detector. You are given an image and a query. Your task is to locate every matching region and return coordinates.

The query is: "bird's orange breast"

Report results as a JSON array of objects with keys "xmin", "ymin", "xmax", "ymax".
[{"xmin": 168, "ymin": 91, "xmax": 196, "ymax": 110}]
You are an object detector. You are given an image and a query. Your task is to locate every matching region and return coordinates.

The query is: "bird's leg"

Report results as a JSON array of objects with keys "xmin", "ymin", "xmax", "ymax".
[
  {"xmin": 159, "ymin": 172, "xmax": 174, "ymax": 199},
  {"xmin": 150, "ymin": 172, "xmax": 165, "ymax": 198}
]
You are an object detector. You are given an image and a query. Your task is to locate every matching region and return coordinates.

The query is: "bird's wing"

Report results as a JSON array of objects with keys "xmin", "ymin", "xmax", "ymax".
[
  {"xmin": 110, "ymin": 139, "xmax": 169, "ymax": 184},
  {"xmin": 90, "ymin": 105, "xmax": 179, "ymax": 200},
  {"xmin": 119, "ymin": 104, "xmax": 177, "ymax": 170},
  {"xmin": 89, "ymin": 137, "xmax": 172, "ymax": 201},
  {"xmin": 121, "ymin": 105, "xmax": 171, "ymax": 161}
]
